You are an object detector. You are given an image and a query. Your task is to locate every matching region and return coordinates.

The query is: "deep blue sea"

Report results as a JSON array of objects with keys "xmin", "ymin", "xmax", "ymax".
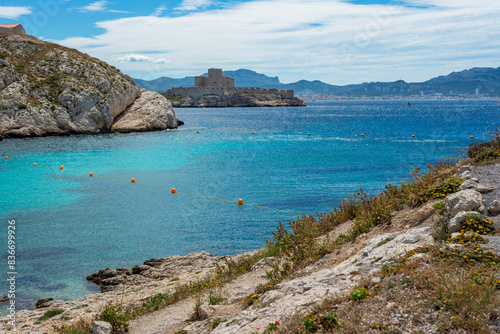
[{"xmin": 1, "ymin": 99, "xmax": 499, "ymax": 312}]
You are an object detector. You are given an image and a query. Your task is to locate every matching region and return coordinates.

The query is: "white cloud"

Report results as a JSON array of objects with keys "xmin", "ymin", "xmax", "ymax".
[
  {"xmin": 0, "ymin": 6, "xmax": 32, "ymax": 19},
  {"xmin": 116, "ymin": 54, "xmax": 168, "ymax": 64},
  {"xmin": 79, "ymin": 1, "xmax": 108, "ymax": 12},
  {"xmin": 153, "ymin": 58, "xmax": 168, "ymax": 64},
  {"xmin": 174, "ymin": 0, "xmax": 212, "ymax": 11},
  {"xmin": 153, "ymin": 4, "xmax": 167, "ymax": 16},
  {"xmin": 109, "ymin": 9, "xmax": 133, "ymax": 14},
  {"xmin": 57, "ymin": 0, "xmax": 500, "ymax": 84}
]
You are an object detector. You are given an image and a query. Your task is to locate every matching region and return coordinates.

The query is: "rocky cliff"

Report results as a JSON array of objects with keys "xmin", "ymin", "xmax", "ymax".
[
  {"xmin": 165, "ymin": 92, "xmax": 306, "ymax": 108},
  {"xmin": 0, "ymin": 34, "xmax": 180, "ymax": 139}
]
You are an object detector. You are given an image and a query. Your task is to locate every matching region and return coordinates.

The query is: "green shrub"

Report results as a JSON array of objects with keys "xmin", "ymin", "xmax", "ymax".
[
  {"xmin": 320, "ymin": 312, "xmax": 341, "ymax": 329},
  {"xmin": 38, "ymin": 309, "xmax": 64, "ymax": 321},
  {"xmin": 302, "ymin": 313, "xmax": 318, "ymax": 333},
  {"xmin": 432, "ymin": 200, "xmax": 445, "ymax": 215},
  {"xmin": 99, "ymin": 307, "xmax": 129, "ymax": 332},
  {"xmin": 458, "ymin": 214, "xmax": 496, "ymax": 235},
  {"xmin": 415, "ymin": 177, "xmax": 463, "ymax": 205},
  {"xmin": 18, "ymin": 103, "xmax": 28, "ymax": 109},
  {"xmin": 350, "ymin": 288, "xmax": 368, "ymax": 302}
]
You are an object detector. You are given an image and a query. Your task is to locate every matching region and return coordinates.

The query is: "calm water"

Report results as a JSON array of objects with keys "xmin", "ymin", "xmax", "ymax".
[{"xmin": 0, "ymin": 99, "xmax": 499, "ymax": 312}]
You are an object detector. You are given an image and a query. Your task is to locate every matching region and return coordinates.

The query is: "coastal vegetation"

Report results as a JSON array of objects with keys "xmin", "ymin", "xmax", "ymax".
[{"xmin": 50, "ymin": 132, "xmax": 500, "ymax": 333}]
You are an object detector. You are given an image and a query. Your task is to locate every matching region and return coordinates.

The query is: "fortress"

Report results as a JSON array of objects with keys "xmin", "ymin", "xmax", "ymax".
[
  {"xmin": 0, "ymin": 24, "xmax": 26, "ymax": 35},
  {"xmin": 166, "ymin": 68, "xmax": 295, "ymax": 100}
]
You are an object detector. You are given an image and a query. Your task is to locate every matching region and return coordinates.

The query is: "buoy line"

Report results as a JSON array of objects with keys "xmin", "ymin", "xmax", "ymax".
[{"xmin": 29, "ymin": 163, "xmax": 294, "ymax": 214}]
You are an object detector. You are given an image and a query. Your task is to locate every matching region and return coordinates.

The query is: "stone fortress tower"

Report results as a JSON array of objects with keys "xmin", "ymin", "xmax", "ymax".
[
  {"xmin": 195, "ymin": 68, "xmax": 235, "ymax": 88},
  {"xmin": 0, "ymin": 24, "xmax": 26, "ymax": 35}
]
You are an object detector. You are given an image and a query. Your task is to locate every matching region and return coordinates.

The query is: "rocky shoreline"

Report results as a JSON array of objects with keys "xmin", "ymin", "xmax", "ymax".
[
  {"xmin": 164, "ymin": 92, "xmax": 306, "ymax": 108},
  {"xmin": 0, "ymin": 35, "xmax": 181, "ymax": 140},
  {"xmin": 1, "ymin": 160, "xmax": 499, "ymax": 333}
]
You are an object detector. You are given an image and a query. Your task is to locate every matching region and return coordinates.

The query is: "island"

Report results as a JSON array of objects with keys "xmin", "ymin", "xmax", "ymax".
[{"xmin": 163, "ymin": 68, "xmax": 306, "ymax": 107}]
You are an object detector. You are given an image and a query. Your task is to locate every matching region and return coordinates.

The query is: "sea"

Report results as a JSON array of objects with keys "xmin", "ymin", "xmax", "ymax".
[{"xmin": 0, "ymin": 99, "xmax": 499, "ymax": 313}]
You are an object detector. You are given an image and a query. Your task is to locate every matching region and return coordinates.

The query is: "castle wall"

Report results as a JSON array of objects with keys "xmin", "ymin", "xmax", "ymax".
[
  {"xmin": 0, "ymin": 25, "xmax": 26, "ymax": 35},
  {"xmin": 166, "ymin": 86, "xmax": 295, "ymax": 99}
]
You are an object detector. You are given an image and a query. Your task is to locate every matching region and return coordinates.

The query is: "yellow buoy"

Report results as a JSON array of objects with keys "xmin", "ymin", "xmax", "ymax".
[
  {"xmin": 470, "ymin": 135, "xmax": 474, "ymax": 139},
  {"xmin": 361, "ymin": 134, "xmax": 364, "ymax": 137},
  {"xmin": 252, "ymin": 132, "xmax": 255, "ymax": 135},
  {"xmin": 412, "ymin": 135, "xmax": 415, "ymax": 138},
  {"xmin": 5, "ymin": 156, "xmax": 8, "ymax": 160},
  {"xmin": 308, "ymin": 133, "xmax": 311, "ymax": 136},
  {"xmin": 238, "ymin": 199, "xmax": 243, "ymax": 206},
  {"xmin": 197, "ymin": 131, "xmax": 200, "ymax": 133},
  {"xmin": 33, "ymin": 163, "xmax": 37, "ymax": 167},
  {"xmin": 89, "ymin": 172, "xmax": 93, "ymax": 177},
  {"xmin": 171, "ymin": 188, "xmax": 176, "ymax": 193},
  {"xmin": 60, "ymin": 166, "xmax": 64, "ymax": 170},
  {"xmin": 131, "ymin": 178, "xmax": 136, "ymax": 183}
]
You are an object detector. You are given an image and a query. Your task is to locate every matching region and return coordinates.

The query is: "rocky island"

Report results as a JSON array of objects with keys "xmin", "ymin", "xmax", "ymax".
[
  {"xmin": 164, "ymin": 68, "xmax": 306, "ymax": 107},
  {"xmin": 0, "ymin": 33, "xmax": 181, "ymax": 140}
]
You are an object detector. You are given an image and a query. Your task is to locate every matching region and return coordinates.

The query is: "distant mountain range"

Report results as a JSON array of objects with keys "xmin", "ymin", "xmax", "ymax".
[{"xmin": 134, "ymin": 67, "xmax": 500, "ymax": 98}]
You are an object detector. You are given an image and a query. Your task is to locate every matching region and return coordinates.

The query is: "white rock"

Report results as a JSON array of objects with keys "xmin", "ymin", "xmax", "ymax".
[
  {"xmin": 460, "ymin": 171, "xmax": 472, "ymax": 180},
  {"xmin": 448, "ymin": 211, "xmax": 480, "ymax": 233},
  {"xmin": 416, "ymin": 205, "xmax": 434, "ymax": 222},
  {"xmin": 458, "ymin": 165, "xmax": 473, "ymax": 174},
  {"xmin": 445, "ymin": 190, "xmax": 482, "ymax": 217},
  {"xmin": 111, "ymin": 90, "xmax": 178, "ymax": 133},
  {"xmin": 92, "ymin": 321, "xmax": 112, "ymax": 334},
  {"xmin": 368, "ymin": 277, "xmax": 382, "ymax": 289},
  {"xmin": 488, "ymin": 200, "xmax": 500, "ymax": 215}
]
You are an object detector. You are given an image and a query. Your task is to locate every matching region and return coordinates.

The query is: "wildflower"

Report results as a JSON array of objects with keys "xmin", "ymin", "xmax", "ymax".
[{"xmin": 275, "ymin": 321, "xmax": 280, "ymax": 325}]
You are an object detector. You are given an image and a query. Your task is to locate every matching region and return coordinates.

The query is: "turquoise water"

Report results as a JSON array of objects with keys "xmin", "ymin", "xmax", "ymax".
[{"xmin": 1, "ymin": 99, "xmax": 499, "ymax": 311}]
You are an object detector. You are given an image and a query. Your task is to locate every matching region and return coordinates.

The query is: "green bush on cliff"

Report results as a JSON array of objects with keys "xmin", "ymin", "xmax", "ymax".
[{"xmin": 99, "ymin": 307, "xmax": 129, "ymax": 332}]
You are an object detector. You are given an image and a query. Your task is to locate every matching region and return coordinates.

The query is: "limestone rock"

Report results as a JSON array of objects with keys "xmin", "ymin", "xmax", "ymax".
[
  {"xmin": 92, "ymin": 321, "xmax": 112, "ymax": 334},
  {"xmin": 460, "ymin": 171, "xmax": 472, "ymax": 180},
  {"xmin": 460, "ymin": 179, "xmax": 495, "ymax": 193},
  {"xmin": 445, "ymin": 189, "xmax": 482, "ymax": 217},
  {"xmin": 448, "ymin": 211, "xmax": 480, "ymax": 233},
  {"xmin": 458, "ymin": 165, "xmax": 473, "ymax": 174},
  {"xmin": 111, "ymin": 90, "xmax": 179, "ymax": 133},
  {"xmin": 250, "ymin": 257, "xmax": 277, "ymax": 271},
  {"xmin": 0, "ymin": 34, "xmax": 180, "ymax": 139},
  {"xmin": 489, "ymin": 200, "xmax": 500, "ymax": 215},
  {"xmin": 35, "ymin": 298, "xmax": 53, "ymax": 309},
  {"xmin": 0, "ymin": 296, "xmax": 8, "ymax": 302},
  {"xmin": 416, "ymin": 205, "xmax": 434, "ymax": 222}
]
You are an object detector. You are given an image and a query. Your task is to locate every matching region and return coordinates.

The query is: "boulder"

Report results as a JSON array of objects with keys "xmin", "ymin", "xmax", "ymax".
[
  {"xmin": 35, "ymin": 298, "xmax": 53, "ymax": 309},
  {"xmin": 92, "ymin": 321, "xmax": 112, "ymax": 334},
  {"xmin": 0, "ymin": 296, "xmax": 8, "ymax": 302},
  {"xmin": 458, "ymin": 165, "xmax": 473, "ymax": 174},
  {"xmin": 132, "ymin": 264, "xmax": 151, "ymax": 274},
  {"xmin": 489, "ymin": 200, "xmax": 500, "ymax": 215},
  {"xmin": 448, "ymin": 211, "xmax": 480, "ymax": 233},
  {"xmin": 445, "ymin": 189, "xmax": 482, "ymax": 217},
  {"xmin": 416, "ymin": 205, "xmax": 434, "ymax": 222},
  {"xmin": 111, "ymin": 90, "xmax": 179, "ymax": 133},
  {"xmin": 459, "ymin": 179, "xmax": 495, "ymax": 193}
]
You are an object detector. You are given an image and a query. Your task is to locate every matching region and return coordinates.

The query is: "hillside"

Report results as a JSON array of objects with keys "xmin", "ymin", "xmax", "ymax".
[
  {"xmin": 134, "ymin": 67, "xmax": 500, "ymax": 98},
  {"xmin": 0, "ymin": 34, "xmax": 181, "ymax": 139}
]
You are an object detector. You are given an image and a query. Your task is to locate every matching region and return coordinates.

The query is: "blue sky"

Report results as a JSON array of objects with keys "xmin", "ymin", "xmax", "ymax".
[{"xmin": 1, "ymin": 0, "xmax": 499, "ymax": 84}]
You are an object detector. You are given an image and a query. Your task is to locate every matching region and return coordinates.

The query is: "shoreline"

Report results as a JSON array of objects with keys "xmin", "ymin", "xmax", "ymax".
[{"xmin": 2, "ymin": 155, "xmax": 500, "ymax": 332}]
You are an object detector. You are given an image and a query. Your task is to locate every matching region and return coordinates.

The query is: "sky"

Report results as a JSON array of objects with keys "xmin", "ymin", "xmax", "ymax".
[{"xmin": 1, "ymin": 0, "xmax": 499, "ymax": 84}]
